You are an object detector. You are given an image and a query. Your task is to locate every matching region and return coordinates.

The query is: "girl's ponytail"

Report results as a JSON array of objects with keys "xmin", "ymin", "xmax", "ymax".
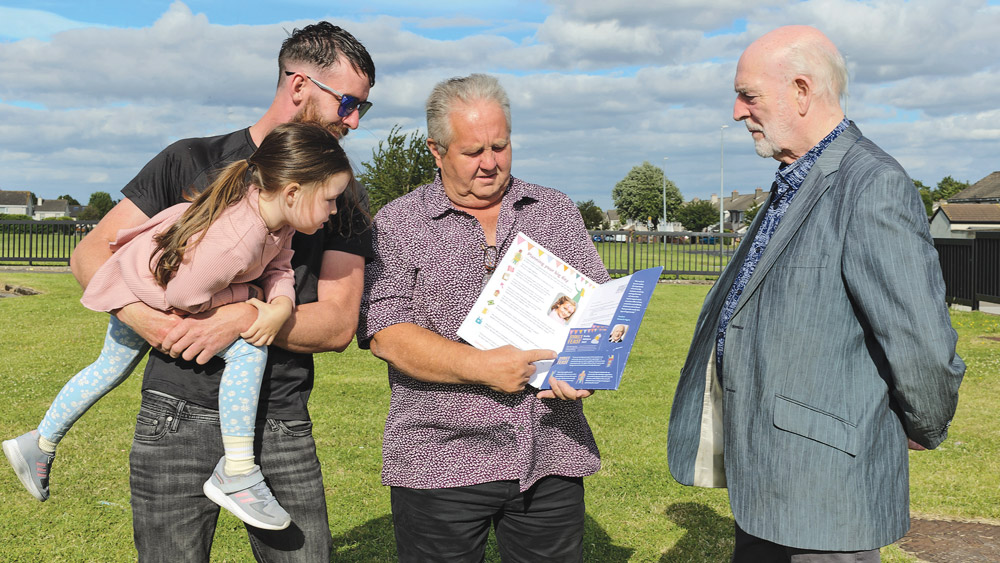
[{"xmin": 151, "ymin": 160, "xmax": 252, "ymax": 287}]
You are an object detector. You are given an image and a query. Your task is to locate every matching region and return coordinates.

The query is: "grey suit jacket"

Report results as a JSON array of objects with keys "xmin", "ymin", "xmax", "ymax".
[{"xmin": 666, "ymin": 123, "xmax": 965, "ymax": 551}]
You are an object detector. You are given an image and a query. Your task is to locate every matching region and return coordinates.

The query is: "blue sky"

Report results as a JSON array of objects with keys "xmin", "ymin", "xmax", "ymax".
[{"xmin": 2, "ymin": 0, "xmax": 999, "ymax": 211}]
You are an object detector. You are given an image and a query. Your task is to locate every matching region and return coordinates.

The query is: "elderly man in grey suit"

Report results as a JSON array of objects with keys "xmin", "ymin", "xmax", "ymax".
[{"xmin": 667, "ymin": 25, "xmax": 965, "ymax": 562}]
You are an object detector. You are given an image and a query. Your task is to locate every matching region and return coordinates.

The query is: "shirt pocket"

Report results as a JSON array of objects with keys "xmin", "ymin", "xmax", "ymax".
[{"xmin": 773, "ymin": 394, "xmax": 858, "ymax": 456}]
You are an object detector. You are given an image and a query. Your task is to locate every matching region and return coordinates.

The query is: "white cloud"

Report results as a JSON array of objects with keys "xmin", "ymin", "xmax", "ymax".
[{"xmin": 1, "ymin": 0, "xmax": 999, "ymax": 209}]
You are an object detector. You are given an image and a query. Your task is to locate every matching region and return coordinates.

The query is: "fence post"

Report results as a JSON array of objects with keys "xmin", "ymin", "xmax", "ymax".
[{"xmin": 972, "ymin": 235, "xmax": 979, "ymax": 311}]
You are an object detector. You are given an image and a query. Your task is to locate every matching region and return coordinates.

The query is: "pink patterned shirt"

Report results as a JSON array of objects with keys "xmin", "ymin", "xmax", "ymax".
[{"xmin": 359, "ymin": 175, "xmax": 609, "ymax": 491}]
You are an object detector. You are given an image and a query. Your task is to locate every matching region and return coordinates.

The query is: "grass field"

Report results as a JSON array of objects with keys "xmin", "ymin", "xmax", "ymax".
[{"xmin": 0, "ymin": 272, "xmax": 997, "ymax": 561}]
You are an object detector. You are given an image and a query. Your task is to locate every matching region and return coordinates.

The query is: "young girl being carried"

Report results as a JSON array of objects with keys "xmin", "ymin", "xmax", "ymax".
[{"xmin": 3, "ymin": 122, "xmax": 354, "ymax": 531}]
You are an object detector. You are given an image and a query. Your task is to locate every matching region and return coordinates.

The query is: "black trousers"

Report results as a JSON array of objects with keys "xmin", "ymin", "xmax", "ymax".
[
  {"xmin": 733, "ymin": 522, "xmax": 881, "ymax": 563},
  {"xmin": 391, "ymin": 476, "xmax": 585, "ymax": 563}
]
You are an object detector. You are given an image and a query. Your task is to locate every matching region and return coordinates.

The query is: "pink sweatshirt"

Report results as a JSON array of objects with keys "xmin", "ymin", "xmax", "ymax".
[{"xmin": 81, "ymin": 187, "xmax": 296, "ymax": 314}]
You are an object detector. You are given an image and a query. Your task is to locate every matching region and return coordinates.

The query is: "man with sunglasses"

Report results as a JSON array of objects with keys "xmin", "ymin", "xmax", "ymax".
[{"xmin": 69, "ymin": 22, "xmax": 375, "ymax": 562}]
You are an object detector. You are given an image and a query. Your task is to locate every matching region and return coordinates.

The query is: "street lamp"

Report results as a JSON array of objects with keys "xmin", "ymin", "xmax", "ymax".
[
  {"xmin": 720, "ymin": 125, "xmax": 728, "ymax": 257},
  {"xmin": 662, "ymin": 156, "xmax": 669, "ymax": 251}
]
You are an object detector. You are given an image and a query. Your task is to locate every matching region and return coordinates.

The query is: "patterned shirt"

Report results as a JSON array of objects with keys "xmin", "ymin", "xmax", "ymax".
[
  {"xmin": 715, "ymin": 118, "xmax": 850, "ymax": 370},
  {"xmin": 358, "ymin": 174, "xmax": 610, "ymax": 492}
]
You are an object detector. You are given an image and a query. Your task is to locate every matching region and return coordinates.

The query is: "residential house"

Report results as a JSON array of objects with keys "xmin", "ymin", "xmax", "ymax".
[
  {"xmin": 33, "ymin": 198, "xmax": 70, "ymax": 220},
  {"xmin": 947, "ymin": 171, "xmax": 1000, "ymax": 204},
  {"xmin": 929, "ymin": 171, "xmax": 1000, "ymax": 238},
  {"xmin": 929, "ymin": 203, "xmax": 1000, "ymax": 239},
  {"xmin": 0, "ymin": 190, "xmax": 33, "ymax": 216},
  {"xmin": 725, "ymin": 187, "xmax": 768, "ymax": 229}
]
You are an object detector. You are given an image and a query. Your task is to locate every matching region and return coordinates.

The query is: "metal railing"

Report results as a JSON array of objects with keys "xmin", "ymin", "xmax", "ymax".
[
  {"xmin": 589, "ymin": 230, "xmax": 738, "ymax": 278},
  {"xmin": 0, "ymin": 220, "xmax": 97, "ymax": 265},
  {"xmin": 935, "ymin": 231, "xmax": 1000, "ymax": 310},
  {"xmin": 2, "ymin": 223, "xmax": 740, "ymax": 278}
]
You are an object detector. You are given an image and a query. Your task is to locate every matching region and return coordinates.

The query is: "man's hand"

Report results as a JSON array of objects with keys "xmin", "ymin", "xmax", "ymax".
[
  {"xmin": 537, "ymin": 376, "xmax": 594, "ymax": 401},
  {"xmin": 114, "ymin": 302, "xmax": 182, "ymax": 350},
  {"xmin": 907, "ymin": 438, "xmax": 927, "ymax": 451},
  {"xmin": 477, "ymin": 346, "xmax": 556, "ymax": 394},
  {"xmin": 161, "ymin": 302, "xmax": 256, "ymax": 364}
]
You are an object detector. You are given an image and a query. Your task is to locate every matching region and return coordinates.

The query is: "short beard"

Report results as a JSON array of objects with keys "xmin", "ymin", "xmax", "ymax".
[
  {"xmin": 292, "ymin": 98, "xmax": 348, "ymax": 139},
  {"xmin": 753, "ymin": 133, "xmax": 781, "ymax": 158}
]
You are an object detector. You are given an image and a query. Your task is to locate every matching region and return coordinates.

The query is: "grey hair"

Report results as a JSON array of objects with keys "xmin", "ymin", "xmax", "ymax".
[
  {"xmin": 785, "ymin": 40, "xmax": 849, "ymax": 106},
  {"xmin": 425, "ymin": 74, "xmax": 511, "ymax": 155}
]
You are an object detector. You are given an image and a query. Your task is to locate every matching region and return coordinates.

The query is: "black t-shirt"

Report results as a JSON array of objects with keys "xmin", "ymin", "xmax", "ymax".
[{"xmin": 122, "ymin": 128, "xmax": 372, "ymax": 420}]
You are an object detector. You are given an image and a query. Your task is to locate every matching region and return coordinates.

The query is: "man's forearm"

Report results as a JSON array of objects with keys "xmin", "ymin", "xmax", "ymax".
[
  {"xmin": 70, "ymin": 230, "xmax": 114, "ymax": 289},
  {"xmin": 273, "ymin": 299, "xmax": 357, "ymax": 354},
  {"xmin": 369, "ymin": 323, "xmax": 481, "ymax": 384},
  {"xmin": 271, "ymin": 250, "xmax": 364, "ymax": 354},
  {"xmin": 71, "ymin": 198, "xmax": 151, "ymax": 290}
]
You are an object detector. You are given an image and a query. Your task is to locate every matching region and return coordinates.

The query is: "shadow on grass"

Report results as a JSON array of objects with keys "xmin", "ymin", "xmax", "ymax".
[
  {"xmin": 331, "ymin": 514, "xmax": 396, "ymax": 561},
  {"xmin": 583, "ymin": 512, "xmax": 635, "ymax": 561},
  {"xmin": 659, "ymin": 502, "xmax": 734, "ymax": 562},
  {"xmin": 329, "ymin": 512, "xmax": 634, "ymax": 562}
]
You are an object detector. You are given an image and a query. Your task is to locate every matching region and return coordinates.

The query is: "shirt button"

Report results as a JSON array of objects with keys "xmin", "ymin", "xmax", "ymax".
[{"xmin": 516, "ymin": 425, "xmax": 524, "ymax": 432}]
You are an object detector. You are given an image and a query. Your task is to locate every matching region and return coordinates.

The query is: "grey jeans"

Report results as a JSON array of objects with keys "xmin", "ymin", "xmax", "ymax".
[{"xmin": 129, "ymin": 390, "xmax": 332, "ymax": 562}]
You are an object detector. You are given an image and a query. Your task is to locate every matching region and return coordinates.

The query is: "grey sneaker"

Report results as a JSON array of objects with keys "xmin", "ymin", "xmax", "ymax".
[
  {"xmin": 3, "ymin": 430, "xmax": 55, "ymax": 502},
  {"xmin": 203, "ymin": 457, "xmax": 291, "ymax": 530}
]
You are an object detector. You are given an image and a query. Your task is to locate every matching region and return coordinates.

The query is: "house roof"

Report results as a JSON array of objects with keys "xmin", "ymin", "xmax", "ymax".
[
  {"xmin": 0, "ymin": 190, "xmax": 31, "ymax": 206},
  {"xmin": 723, "ymin": 188, "xmax": 768, "ymax": 212},
  {"xmin": 36, "ymin": 199, "xmax": 69, "ymax": 213},
  {"xmin": 935, "ymin": 203, "xmax": 1000, "ymax": 224},
  {"xmin": 949, "ymin": 171, "xmax": 1000, "ymax": 202}
]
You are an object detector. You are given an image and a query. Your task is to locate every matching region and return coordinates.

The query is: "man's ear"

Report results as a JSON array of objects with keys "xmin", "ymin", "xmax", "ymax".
[
  {"xmin": 794, "ymin": 76, "xmax": 812, "ymax": 116},
  {"xmin": 426, "ymin": 139, "xmax": 444, "ymax": 168},
  {"xmin": 285, "ymin": 72, "xmax": 308, "ymax": 105}
]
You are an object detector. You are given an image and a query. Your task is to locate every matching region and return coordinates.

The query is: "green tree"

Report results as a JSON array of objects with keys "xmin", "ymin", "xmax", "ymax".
[
  {"xmin": 611, "ymin": 162, "xmax": 682, "ymax": 230},
  {"xmin": 358, "ymin": 125, "xmax": 438, "ymax": 215},
  {"xmin": 79, "ymin": 191, "xmax": 115, "ymax": 220},
  {"xmin": 913, "ymin": 179, "xmax": 935, "ymax": 216},
  {"xmin": 57, "ymin": 194, "xmax": 81, "ymax": 205},
  {"xmin": 934, "ymin": 176, "xmax": 969, "ymax": 201},
  {"xmin": 576, "ymin": 200, "xmax": 605, "ymax": 229},
  {"xmin": 675, "ymin": 200, "xmax": 719, "ymax": 232}
]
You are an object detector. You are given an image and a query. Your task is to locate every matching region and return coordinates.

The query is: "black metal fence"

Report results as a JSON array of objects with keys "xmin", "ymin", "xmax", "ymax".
[
  {"xmin": 0, "ymin": 220, "xmax": 97, "ymax": 265},
  {"xmin": 588, "ymin": 230, "xmax": 739, "ymax": 278},
  {"xmin": 2, "ymin": 222, "xmax": 740, "ymax": 277},
  {"xmin": 935, "ymin": 231, "xmax": 1000, "ymax": 310},
  {"xmin": 5, "ymin": 221, "xmax": 998, "ymax": 301}
]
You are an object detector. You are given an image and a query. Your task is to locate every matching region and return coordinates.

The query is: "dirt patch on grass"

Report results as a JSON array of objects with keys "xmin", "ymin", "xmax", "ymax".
[
  {"xmin": 0, "ymin": 284, "xmax": 40, "ymax": 298},
  {"xmin": 897, "ymin": 518, "xmax": 1000, "ymax": 562}
]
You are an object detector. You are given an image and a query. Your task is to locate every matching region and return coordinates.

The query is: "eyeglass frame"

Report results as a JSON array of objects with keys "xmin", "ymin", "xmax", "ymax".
[{"xmin": 284, "ymin": 70, "xmax": 372, "ymax": 120}]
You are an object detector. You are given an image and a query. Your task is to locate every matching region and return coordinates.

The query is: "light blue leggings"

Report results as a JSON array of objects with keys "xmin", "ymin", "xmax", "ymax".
[{"xmin": 37, "ymin": 316, "xmax": 266, "ymax": 443}]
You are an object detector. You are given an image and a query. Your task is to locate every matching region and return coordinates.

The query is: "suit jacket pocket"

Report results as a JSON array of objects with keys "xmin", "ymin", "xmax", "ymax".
[{"xmin": 773, "ymin": 395, "xmax": 858, "ymax": 456}]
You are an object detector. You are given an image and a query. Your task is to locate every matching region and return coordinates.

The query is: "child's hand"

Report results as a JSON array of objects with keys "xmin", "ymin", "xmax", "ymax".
[{"xmin": 240, "ymin": 297, "xmax": 293, "ymax": 347}]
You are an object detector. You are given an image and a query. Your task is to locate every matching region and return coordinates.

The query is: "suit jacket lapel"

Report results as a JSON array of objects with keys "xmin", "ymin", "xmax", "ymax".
[
  {"xmin": 730, "ymin": 123, "xmax": 861, "ymax": 319},
  {"xmin": 693, "ymin": 190, "xmax": 773, "ymax": 340}
]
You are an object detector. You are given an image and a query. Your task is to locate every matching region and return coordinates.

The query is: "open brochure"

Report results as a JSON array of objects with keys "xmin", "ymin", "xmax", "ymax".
[{"xmin": 457, "ymin": 232, "xmax": 662, "ymax": 390}]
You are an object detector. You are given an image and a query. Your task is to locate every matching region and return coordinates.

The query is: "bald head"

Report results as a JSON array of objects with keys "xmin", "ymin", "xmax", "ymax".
[
  {"xmin": 747, "ymin": 25, "xmax": 848, "ymax": 104},
  {"xmin": 733, "ymin": 25, "xmax": 848, "ymax": 164}
]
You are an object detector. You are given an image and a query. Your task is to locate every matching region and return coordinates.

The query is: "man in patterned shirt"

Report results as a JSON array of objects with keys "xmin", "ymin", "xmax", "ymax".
[
  {"xmin": 359, "ymin": 74, "xmax": 607, "ymax": 562},
  {"xmin": 667, "ymin": 25, "xmax": 964, "ymax": 562}
]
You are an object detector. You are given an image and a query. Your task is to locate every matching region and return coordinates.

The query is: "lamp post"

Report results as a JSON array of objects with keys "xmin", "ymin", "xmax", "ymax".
[
  {"xmin": 720, "ymin": 125, "xmax": 728, "ymax": 259},
  {"xmin": 662, "ymin": 156, "xmax": 669, "ymax": 252}
]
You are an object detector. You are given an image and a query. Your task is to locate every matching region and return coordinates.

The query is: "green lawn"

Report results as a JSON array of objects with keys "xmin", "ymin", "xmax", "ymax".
[{"xmin": 0, "ymin": 273, "xmax": 996, "ymax": 562}]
